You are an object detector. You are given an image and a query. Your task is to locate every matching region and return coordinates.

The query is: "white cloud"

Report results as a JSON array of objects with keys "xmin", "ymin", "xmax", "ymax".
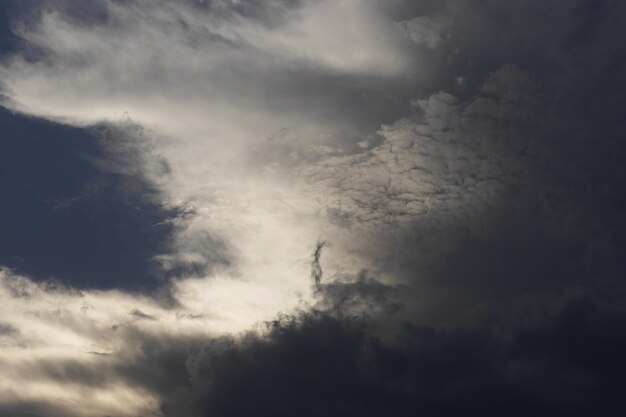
[
  {"xmin": 0, "ymin": 263, "xmax": 325, "ymax": 415},
  {"xmin": 0, "ymin": 1, "xmax": 418, "ymax": 309}
]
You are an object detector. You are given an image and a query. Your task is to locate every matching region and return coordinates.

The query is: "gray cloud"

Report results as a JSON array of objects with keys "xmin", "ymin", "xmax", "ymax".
[{"xmin": 1, "ymin": 0, "xmax": 626, "ymax": 415}]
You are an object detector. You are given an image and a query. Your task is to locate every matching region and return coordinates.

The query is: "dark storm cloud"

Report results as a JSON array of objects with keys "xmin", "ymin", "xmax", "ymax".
[
  {"xmin": 271, "ymin": 0, "xmax": 626, "ymax": 327},
  {"xmin": 152, "ymin": 2, "xmax": 626, "ymax": 413},
  {"xmin": 149, "ymin": 294, "xmax": 626, "ymax": 417},
  {"xmin": 0, "ymin": 281, "xmax": 617, "ymax": 413},
  {"xmin": 195, "ymin": 300, "xmax": 625, "ymax": 416},
  {"xmin": 1, "ymin": 0, "xmax": 626, "ymax": 416},
  {"xmin": 2, "ymin": 282, "xmax": 624, "ymax": 417},
  {"xmin": 314, "ymin": 270, "xmax": 407, "ymax": 317}
]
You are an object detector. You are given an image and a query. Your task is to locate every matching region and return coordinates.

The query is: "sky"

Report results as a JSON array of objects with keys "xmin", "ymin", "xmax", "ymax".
[{"xmin": 1, "ymin": 0, "xmax": 626, "ymax": 416}]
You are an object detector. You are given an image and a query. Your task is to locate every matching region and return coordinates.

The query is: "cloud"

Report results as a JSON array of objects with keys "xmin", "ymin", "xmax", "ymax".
[
  {"xmin": 396, "ymin": 16, "xmax": 445, "ymax": 49},
  {"xmin": 0, "ymin": 266, "xmax": 283, "ymax": 416},
  {"xmin": 0, "ymin": 0, "xmax": 421, "ymax": 314},
  {"xmin": 160, "ymin": 294, "xmax": 626, "ymax": 417},
  {"xmin": 1, "ymin": 0, "xmax": 412, "ymax": 129},
  {"xmin": 1, "ymin": 0, "xmax": 626, "ymax": 416},
  {"xmin": 4, "ymin": 261, "xmax": 626, "ymax": 417}
]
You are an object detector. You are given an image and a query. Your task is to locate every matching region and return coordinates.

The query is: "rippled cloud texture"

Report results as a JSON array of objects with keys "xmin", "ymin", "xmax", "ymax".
[{"xmin": 1, "ymin": 0, "xmax": 626, "ymax": 416}]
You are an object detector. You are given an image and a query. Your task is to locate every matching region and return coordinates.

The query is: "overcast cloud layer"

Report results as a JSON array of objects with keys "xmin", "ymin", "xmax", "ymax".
[{"xmin": 1, "ymin": 0, "xmax": 626, "ymax": 416}]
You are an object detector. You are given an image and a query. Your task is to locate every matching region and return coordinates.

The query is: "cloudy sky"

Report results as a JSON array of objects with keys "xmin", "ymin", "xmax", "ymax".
[{"xmin": 1, "ymin": 0, "xmax": 626, "ymax": 416}]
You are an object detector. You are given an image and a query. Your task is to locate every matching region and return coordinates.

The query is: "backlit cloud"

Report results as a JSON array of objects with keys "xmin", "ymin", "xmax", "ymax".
[{"xmin": 1, "ymin": 0, "xmax": 626, "ymax": 415}]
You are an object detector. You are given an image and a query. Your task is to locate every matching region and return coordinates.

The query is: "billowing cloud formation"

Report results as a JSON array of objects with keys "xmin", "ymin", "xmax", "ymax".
[
  {"xmin": 3, "ymin": 267, "xmax": 625, "ymax": 417},
  {"xmin": 0, "ymin": 266, "xmax": 309, "ymax": 417},
  {"xmin": 169, "ymin": 297, "xmax": 626, "ymax": 417},
  {"xmin": 1, "ymin": 0, "xmax": 626, "ymax": 415}
]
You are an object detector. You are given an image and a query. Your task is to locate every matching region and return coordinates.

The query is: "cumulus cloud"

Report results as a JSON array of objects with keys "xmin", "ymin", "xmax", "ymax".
[
  {"xmin": 4, "ymin": 264, "xmax": 626, "ymax": 417},
  {"xmin": 163, "ymin": 296, "xmax": 626, "ymax": 417},
  {"xmin": 0, "ymin": 265, "xmax": 404, "ymax": 416}
]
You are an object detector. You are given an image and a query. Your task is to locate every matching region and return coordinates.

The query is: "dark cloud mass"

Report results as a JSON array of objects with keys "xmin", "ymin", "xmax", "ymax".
[
  {"xmin": 163, "ymin": 299, "xmax": 626, "ymax": 417},
  {"xmin": 1, "ymin": 0, "xmax": 626, "ymax": 416}
]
